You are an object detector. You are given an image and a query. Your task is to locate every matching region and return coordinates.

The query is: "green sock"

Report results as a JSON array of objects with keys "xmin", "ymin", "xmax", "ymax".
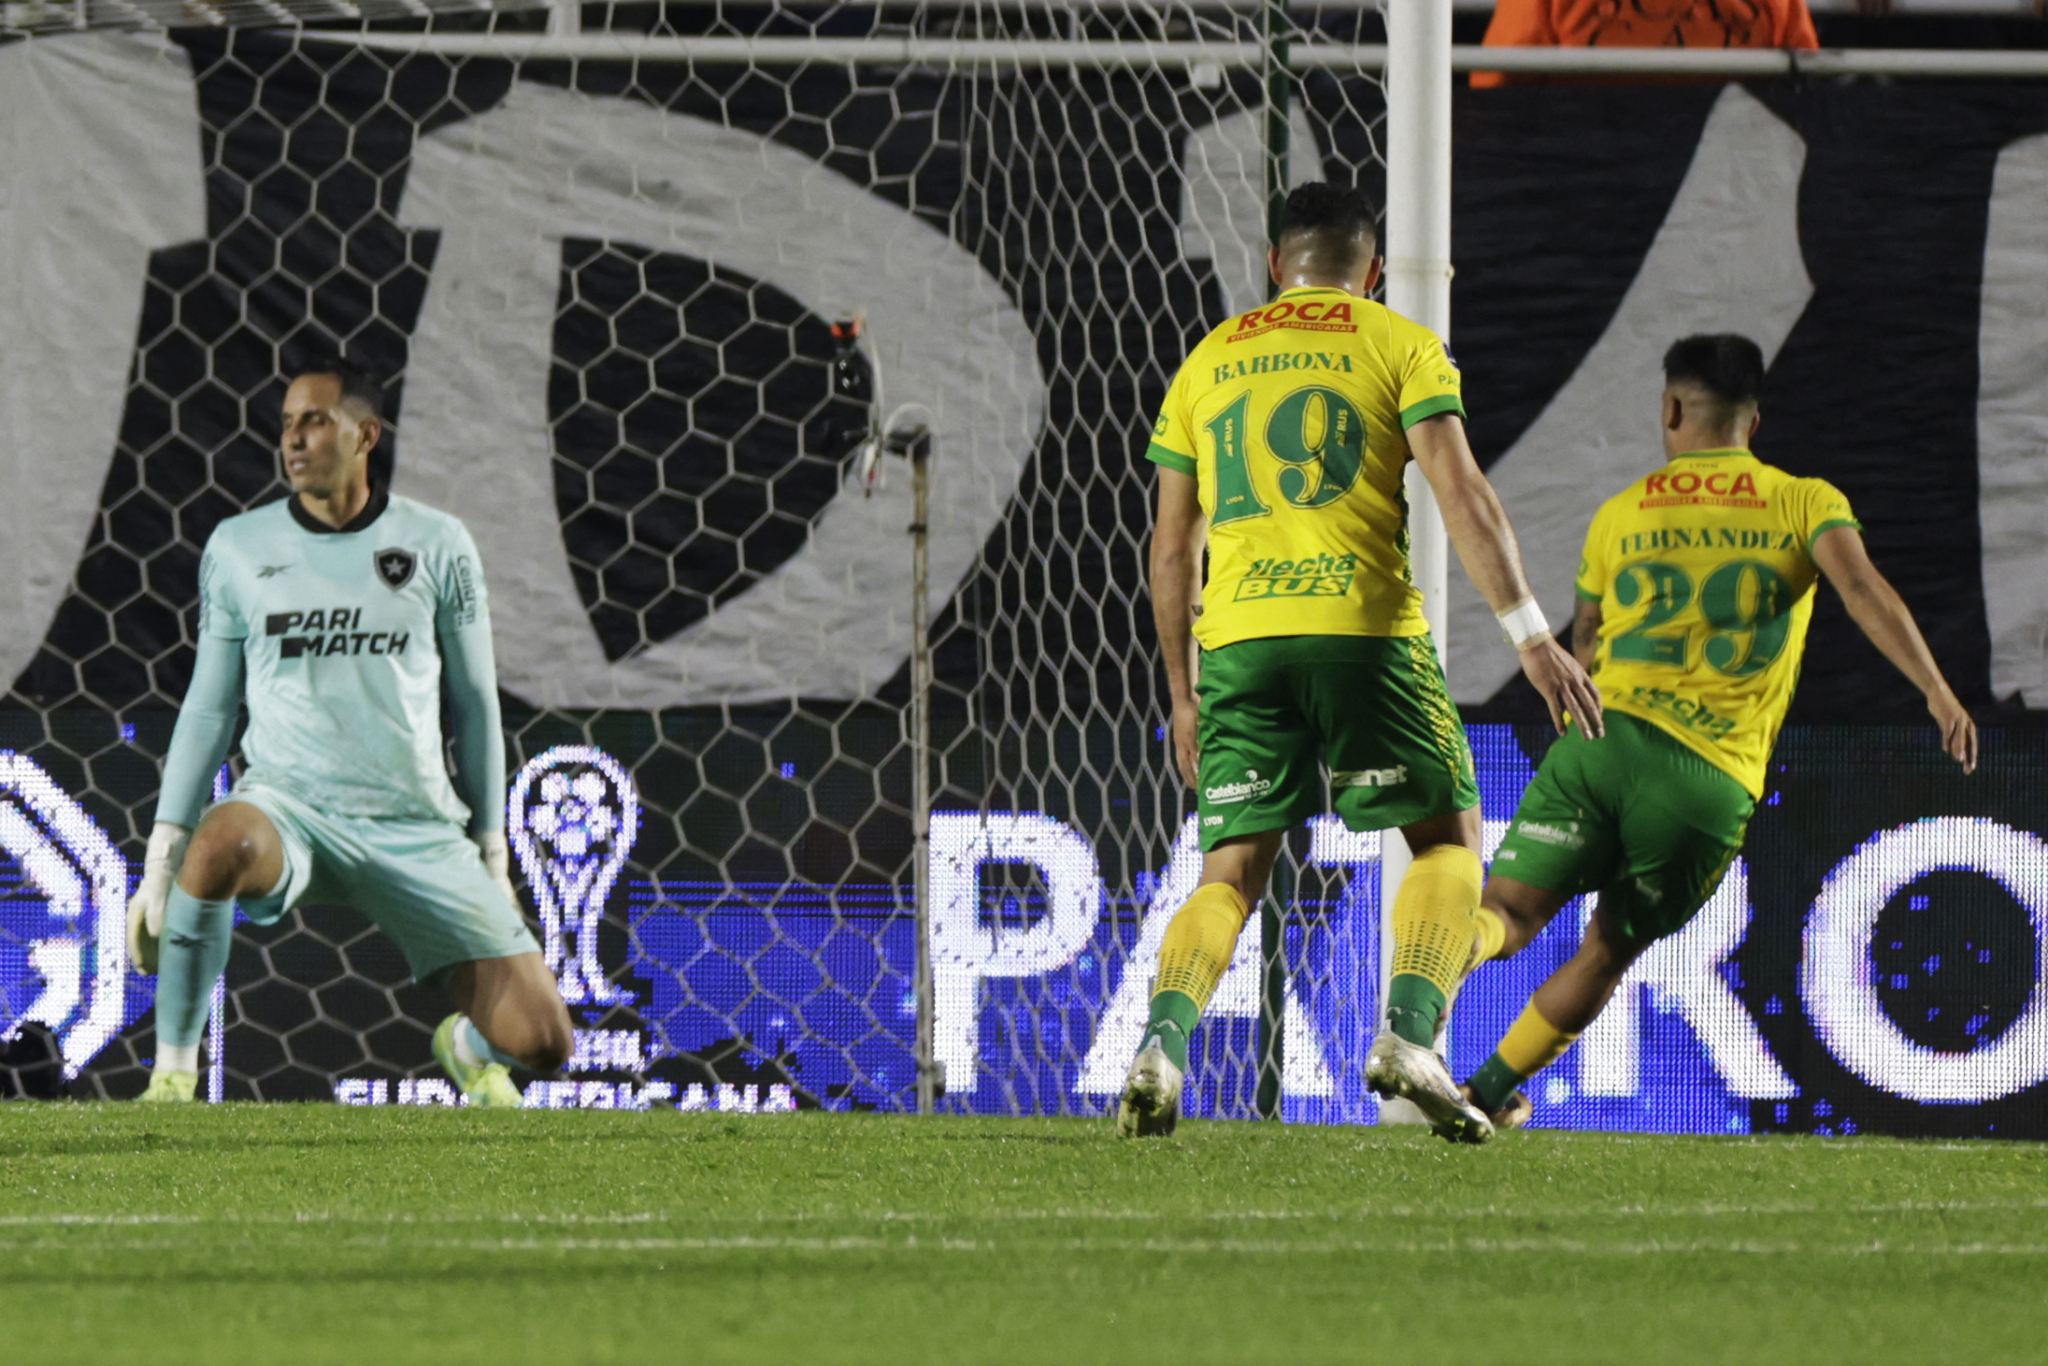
[
  {"xmin": 1142, "ymin": 989, "xmax": 1201, "ymax": 1071},
  {"xmin": 1384, "ymin": 973, "xmax": 1447, "ymax": 1048},
  {"xmin": 1466, "ymin": 1053, "xmax": 1527, "ymax": 1114}
]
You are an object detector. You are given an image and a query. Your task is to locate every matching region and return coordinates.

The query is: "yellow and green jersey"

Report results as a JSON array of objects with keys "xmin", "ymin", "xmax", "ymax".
[
  {"xmin": 1576, "ymin": 450, "xmax": 1860, "ymax": 798},
  {"xmin": 1146, "ymin": 287, "xmax": 1465, "ymax": 648}
]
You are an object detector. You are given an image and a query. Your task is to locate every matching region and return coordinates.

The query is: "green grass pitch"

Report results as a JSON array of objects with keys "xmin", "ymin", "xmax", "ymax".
[{"xmin": 4, "ymin": 1107, "xmax": 2046, "ymax": 1365}]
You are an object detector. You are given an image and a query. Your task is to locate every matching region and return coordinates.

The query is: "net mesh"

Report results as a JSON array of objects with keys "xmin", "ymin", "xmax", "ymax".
[{"xmin": 0, "ymin": 6, "xmax": 1395, "ymax": 1119}]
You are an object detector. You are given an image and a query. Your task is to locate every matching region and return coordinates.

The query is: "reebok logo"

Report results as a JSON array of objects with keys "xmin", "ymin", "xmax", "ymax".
[{"xmin": 256, "ymin": 564, "xmax": 292, "ymax": 579}]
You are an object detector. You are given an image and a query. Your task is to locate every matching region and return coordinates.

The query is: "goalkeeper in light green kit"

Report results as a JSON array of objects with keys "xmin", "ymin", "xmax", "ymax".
[{"xmin": 127, "ymin": 359, "xmax": 573, "ymax": 1105}]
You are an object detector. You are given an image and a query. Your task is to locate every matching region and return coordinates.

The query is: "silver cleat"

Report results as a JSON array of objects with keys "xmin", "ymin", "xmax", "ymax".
[
  {"xmin": 1366, "ymin": 1029, "xmax": 1494, "ymax": 1144},
  {"xmin": 1116, "ymin": 1036, "xmax": 1184, "ymax": 1139}
]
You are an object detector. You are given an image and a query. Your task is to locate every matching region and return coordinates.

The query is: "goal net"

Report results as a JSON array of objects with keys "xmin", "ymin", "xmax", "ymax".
[{"xmin": 1, "ymin": 5, "xmax": 1422, "ymax": 1121}]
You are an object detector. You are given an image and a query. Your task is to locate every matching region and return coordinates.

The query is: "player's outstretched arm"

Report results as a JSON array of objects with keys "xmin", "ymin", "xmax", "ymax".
[
  {"xmin": 1150, "ymin": 467, "xmax": 1206, "ymax": 789},
  {"xmin": 1407, "ymin": 414, "xmax": 1604, "ymax": 737},
  {"xmin": 1813, "ymin": 525, "xmax": 1977, "ymax": 773},
  {"xmin": 130, "ymin": 633, "xmax": 246, "ymax": 971}
]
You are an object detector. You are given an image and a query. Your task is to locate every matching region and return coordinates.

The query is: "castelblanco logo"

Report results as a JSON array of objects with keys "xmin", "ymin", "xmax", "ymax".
[
  {"xmin": 1204, "ymin": 767, "xmax": 1273, "ymax": 805},
  {"xmin": 374, "ymin": 547, "xmax": 416, "ymax": 590}
]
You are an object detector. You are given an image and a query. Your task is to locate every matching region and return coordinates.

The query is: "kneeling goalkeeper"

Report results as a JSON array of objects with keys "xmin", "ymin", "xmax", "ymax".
[{"xmin": 126, "ymin": 359, "xmax": 572, "ymax": 1105}]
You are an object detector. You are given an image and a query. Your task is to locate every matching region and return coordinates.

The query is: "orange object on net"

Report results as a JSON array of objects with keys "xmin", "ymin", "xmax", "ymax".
[{"xmin": 1470, "ymin": 0, "xmax": 1820, "ymax": 89}]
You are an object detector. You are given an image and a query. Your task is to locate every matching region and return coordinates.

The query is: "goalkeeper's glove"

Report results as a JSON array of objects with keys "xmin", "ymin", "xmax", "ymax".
[
  {"xmin": 476, "ymin": 830, "xmax": 521, "ymax": 910},
  {"xmin": 127, "ymin": 822, "xmax": 191, "ymax": 975}
]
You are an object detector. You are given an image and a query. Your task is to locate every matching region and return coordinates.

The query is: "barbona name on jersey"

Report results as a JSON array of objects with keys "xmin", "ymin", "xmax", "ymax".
[{"xmin": 1145, "ymin": 288, "xmax": 1463, "ymax": 648}]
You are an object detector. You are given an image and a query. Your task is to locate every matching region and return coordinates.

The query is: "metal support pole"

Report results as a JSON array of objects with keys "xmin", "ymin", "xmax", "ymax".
[
  {"xmin": 547, "ymin": 0, "xmax": 581, "ymax": 38},
  {"xmin": 908, "ymin": 431, "xmax": 937, "ymax": 1115},
  {"xmin": 1378, "ymin": 0, "xmax": 1455, "ymax": 1124},
  {"xmin": 1254, "ymin": 0, "xmax": 1292, "ymax": 1124}
]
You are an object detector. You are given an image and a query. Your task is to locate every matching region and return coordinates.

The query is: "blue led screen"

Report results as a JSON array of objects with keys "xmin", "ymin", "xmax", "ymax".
[{"xmin": 3, "ymin": 716, "xmax": 2042, "ymax": 1137}]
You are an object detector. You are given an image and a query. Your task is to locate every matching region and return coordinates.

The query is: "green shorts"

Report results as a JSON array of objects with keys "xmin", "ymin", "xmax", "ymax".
[
  {"xmin": 222, "ymin": 784, "xmax": 541, "ymax": 989},
  {"xmin": 1491, "ymin": 712, "xmax": 1755, "ymax": 944},
  {"xmin": 1196, "ymin": 633, "xmax": 1478, "ymax": 852}
]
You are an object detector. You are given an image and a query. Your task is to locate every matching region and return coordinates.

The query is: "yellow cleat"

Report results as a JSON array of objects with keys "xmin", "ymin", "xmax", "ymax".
[
  {"xmin": 431, "ymin": 1013, "xmax": 525, "ymax": 1108},
  {"xmin": 138, "ymin": 1069, "xmax": 197, "ymax": 1103}
]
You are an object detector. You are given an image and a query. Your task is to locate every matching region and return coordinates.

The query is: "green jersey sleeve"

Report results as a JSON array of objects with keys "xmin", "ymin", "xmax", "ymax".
[
  {"xmin": 1575, "ymin": 501, "xmax": 1610, "ymax": 602},
  {"xmin": 1396, "ymin": 324, "xmax": 1466, "ymax": 430},
  {"xmin": 1145, "ymin": 363, "xmax": 1198, "ymax": 477},
  {"xmin": 1796, "ymin": 477, "xmax": 1861, "ymax": 552}
]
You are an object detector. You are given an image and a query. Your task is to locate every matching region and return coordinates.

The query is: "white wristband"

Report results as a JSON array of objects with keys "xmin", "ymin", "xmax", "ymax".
[{"xmin": 1496, "ymin": 597, "xmax": 1551, "ymax": 650}]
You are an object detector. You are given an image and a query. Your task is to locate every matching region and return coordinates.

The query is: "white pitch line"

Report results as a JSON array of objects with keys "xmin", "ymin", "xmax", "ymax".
[
  {"xmin": 7, "ymin": 1195, "xmax": 2048, "ymax": 1230},
  {"xmin": 7, "ymin": 1231, "xmax": 2048, "ymax": 1258}
]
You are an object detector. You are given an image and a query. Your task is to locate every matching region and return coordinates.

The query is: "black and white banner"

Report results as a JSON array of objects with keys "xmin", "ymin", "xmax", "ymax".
[{"xmin": 3, "ymin": 34, "xmax": 2046, "ymax": 716}]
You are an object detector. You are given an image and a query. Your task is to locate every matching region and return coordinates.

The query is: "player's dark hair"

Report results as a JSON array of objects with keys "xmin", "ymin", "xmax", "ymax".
[
  {"xmin": 1275, "ymin": 182, "xmax": 1378, "ymax": 272},
  {"xmin": 1662, "ymin": 334, "xmax": 1765, "ymax": 410},
  {"xmin": 293, "ymin": 356, "xmax": 386, "ymax": 421}
]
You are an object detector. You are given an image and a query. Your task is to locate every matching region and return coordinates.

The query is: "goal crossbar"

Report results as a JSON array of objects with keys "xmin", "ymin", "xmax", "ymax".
[{"xmin": 292, "ymin": 33, "xmax": 2048, "ymax": 79}]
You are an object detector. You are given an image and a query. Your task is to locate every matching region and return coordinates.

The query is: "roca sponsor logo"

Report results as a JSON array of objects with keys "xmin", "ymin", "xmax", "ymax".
[
  {"xmin": 1640, "ymin": 468, "xmax": 1766, "ymax": 510},
  {"xmin": 1227, "ymin": 298, "xmax": 1358, "ymax": 342},
  {"xmin": 1205, "ymin": 768, "xmax": 1274, "ymax": 805}
]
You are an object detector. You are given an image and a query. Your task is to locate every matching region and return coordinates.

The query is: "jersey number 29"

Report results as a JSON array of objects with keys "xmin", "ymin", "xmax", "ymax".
[{"xmin": 1611, "ymin": 558, "xmax": 1795, "ymax": 676}]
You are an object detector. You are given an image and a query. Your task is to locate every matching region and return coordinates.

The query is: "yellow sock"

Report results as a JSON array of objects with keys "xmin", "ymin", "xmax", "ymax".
[
  {"xmin": 1470, "ymin": 906, "xmax": 1507, "ymax": 970},
  {"xmin": 1389, "ymin": 844, "xmax": 1485, "ymax": 997},
  {"xmin": 1497, "ymin": 1001, "xmax": 1580, "ymax": 1078},
  {"xmin": 1154, "ymin": 882, "xmax": 1253, "ymax": 1010}
]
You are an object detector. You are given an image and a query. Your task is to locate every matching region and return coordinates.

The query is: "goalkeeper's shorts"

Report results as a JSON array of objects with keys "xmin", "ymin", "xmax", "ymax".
[
  {"xmin": 1194, "ymin": 633, "xmax": 1478, "ymax": 852},
  {"xmin": 219, "ymin": 783, "xmax": 541, "ymax": 989},
  {"xmin": 1489, "ymin": 712, "xmax": 1754, "ymax": 945}
]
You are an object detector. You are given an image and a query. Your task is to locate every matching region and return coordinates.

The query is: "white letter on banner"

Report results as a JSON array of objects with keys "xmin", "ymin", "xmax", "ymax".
[
  {"xmin": 928, "ymin": 813, "xmax": 1105, "ymax": 1086},
  {"xmin": 1978, "ymin": 131, "xmax": 2048, "ymax": 706},
  {"xmin": 1804, "ymin": 818, "xmax": 2048, "ymax": 1104},
  {"xmin": 1578, "ymin": 859, "xmax": 1795, "ymax": 1100},
  {"xmin": 1076, "ymin": 815, "xmax": 1344, "ymax": 1098},
  {"xmin": 0, "ymin": 35, "xmax": 204, "ymax": 690},
  {"xmin": 0, "ymin": 755, "xmax": 129, "ymax": 1076},
  {"xmin": 397, "ymin": 85, "xmax": 1042, "ymax": 708},
  {"xmin": 1444, "ymin": 87, "xmax": 1809, "ymax": 700}
]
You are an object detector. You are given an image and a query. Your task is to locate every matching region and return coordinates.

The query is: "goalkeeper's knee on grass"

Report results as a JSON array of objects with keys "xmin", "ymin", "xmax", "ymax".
[{"xmin": 1141, "ymin": 883, "xmax": 1253, "ymax": 1071}]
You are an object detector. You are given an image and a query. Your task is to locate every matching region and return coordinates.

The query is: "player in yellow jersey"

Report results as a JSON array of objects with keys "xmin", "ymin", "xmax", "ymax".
[
  {"xmin": 1454, "ymin": 333, "xmax": 1978, "ymax": 1134},
  {"xmin": 1121, "ymin": 182, "xmax": 1605, "ymax": 1141}
]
